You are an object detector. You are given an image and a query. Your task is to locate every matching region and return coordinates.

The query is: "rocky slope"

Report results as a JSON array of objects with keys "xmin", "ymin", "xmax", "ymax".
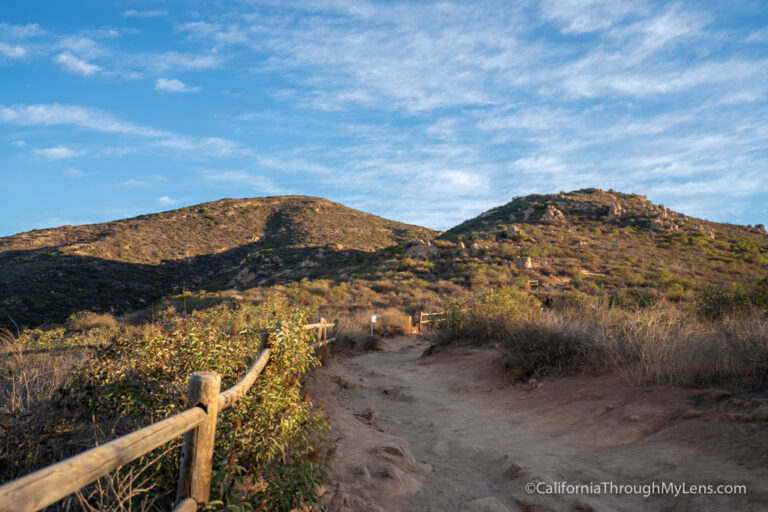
[{"xmin": 435, "ymin": 188, "xmax": 767, "ymax": 299}]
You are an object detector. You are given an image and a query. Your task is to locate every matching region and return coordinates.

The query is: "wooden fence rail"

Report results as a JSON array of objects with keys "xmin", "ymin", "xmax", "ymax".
[
  {"xmin": 0, "ymin": 318, "xmax": 338, "ymax": 512},
  {"xmin": 418, "ymin": 311, "xmax": 445, "ymax": 332}
]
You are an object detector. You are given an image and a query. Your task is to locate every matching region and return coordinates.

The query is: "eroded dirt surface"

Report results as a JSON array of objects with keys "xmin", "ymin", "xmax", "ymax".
[{"xmin": 305, "ymin": 337, "xmax": 768, "ymax": 512}]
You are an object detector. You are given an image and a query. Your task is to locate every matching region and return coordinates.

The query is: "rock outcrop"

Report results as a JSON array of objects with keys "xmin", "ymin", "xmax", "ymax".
[
  {"xmin": 542, "ymin": 205, "xmax": 565, "ymax": 223},
  {"xmin": 506, "ymin": 224, "xmax": 522, "ymax": 236},
  {"xmin": 406, "ymin": 241, "xmax": 438, "ymax": 257},
  {"xmin": 514, "ymin": 256, "xmax": 533, "ymax": 269},
  {"xmin": 607, "ymin": 201, "xmax": 624, "ymax": 218}
]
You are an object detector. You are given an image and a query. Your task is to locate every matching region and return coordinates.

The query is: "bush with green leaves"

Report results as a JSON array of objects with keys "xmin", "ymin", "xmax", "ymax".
[
  {"xmin": 434, "ymin": 287, "xmax": 541, "ymax": 346},
  {"xmin": 74, "ymin": 294, "xmax": 329, "ymax": 511}
]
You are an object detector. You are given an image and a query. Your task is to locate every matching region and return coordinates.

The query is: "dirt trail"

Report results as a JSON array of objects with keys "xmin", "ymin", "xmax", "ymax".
[{"xmin": 305, "ymin": 336, "xmax": 768, "ymax": 512}]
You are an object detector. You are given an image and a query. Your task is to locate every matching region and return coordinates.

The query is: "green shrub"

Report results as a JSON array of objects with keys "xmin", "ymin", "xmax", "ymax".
[
  {"xmin": 434, "ymin": 287, "xmax": 540, "ymax": 346},
  {"xmin": 697, "ymin": 283, "xmax": 751, "ymax": 318},
  {"xmin": 74, "ymin": 295, "xmax": 329, "ymax": 510}
]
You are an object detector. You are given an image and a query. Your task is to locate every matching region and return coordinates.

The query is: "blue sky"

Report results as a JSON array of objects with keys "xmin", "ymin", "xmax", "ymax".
[{"xmin": 1, "ymin": 1, "xmax": 767, "ymax": 236}]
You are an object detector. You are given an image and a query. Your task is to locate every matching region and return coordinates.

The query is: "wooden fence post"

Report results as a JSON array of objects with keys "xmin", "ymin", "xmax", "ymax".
[
  {"xmin": 177, "ymin": 371, "xmax": 222, "ymax": 506},
  {"xmin": 317, "ymin": 317, "xmax": 325, "ymax": 344}
]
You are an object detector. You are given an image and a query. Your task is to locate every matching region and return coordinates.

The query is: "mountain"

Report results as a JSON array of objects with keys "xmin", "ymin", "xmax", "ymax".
[
  {"xmin": 439, "ymin": 188, "xmax": 767, "ymax": 300},
  {"xmin": 2, "ymin": 189, "xmax": 765, "ymax": 330},
  {"xmin": 0, "ymin": 196, "xmax": 436, "ymax": 328}
]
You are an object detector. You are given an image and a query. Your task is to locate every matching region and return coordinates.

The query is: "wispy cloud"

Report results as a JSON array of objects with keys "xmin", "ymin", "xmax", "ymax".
[
  {"xmin": 53, "ymin": 51, "xmax": 101, "ymax": 75},
  {"xmin": 0, "ymin": 103, "xmax": 245, "ymax": 158},
  {"xmin": 0, "ymin": 103, "xmax": 165, "ymax": 136},
  {"xmin": 1, "ymin": 2, "xmax": 767, "ymax": 235},
  {"xmin": 0, "ymin": 22, "xmax": 44, "ymax": 39},
  {"xmin": 0, "ymin": 43, "xmax": 25, "ymax": 59},
  {"xmin": 155, "ymin": 78, "xmax": 201, "ymax": 93},
  {"xmin": 124, "ymin": 9, "xmax": 167, "ymax": 19},
  {"xmin": 540, "ymin": 0, "xmax": 642, "ymax": 34},
  {"xmin": 35, "ymin": 145, "xmax": 83, "ymax": 159},
  {"xmin": 157, "ymin": 195, "xmax": 177, "ymax": 206}
]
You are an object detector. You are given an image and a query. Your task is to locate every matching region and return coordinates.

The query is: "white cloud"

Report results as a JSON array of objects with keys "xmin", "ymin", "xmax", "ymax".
[
  {"xmin": 155, "ymin": 78, "xmax": 201, "ymax": 93},
  {"xmin": 0, "ymin": 103, "xmax": 245, "ymax": 158},
  {"xmin": 124, "ymin": 10, "xmax": 167, "ymax": 18},
  {"xmin": 0, "ymin": 103, "xmax": 165, "ymax": 137},
  {"xmin": 540, "ymin": 0, "xmax": 641, "ymax": 34},
  {"xmin": 0, "ymin": 22, "xmax": 43, "ymax": 39},
  {"xmin": 10, "ymin": 140, "xmax": 26, "ymax": 147},
  {"xmin": 157, "ymin": 196, "xmax": 177, "ymax": 205},
  {"xmin": 0, "ymin": 43, "xmax": 25, "ymax": 59},
  {"xmin": 143, "ymin": 51, "xmax": 221, "ymax": 73},
  {"xmin": 53, "ymin": 51, "xmax": 101, "ymax": 75},
  {"xmin": 55, "ymin": 36, "xmax": 104, "ymax": 59},
  {"xmin": 36, "ymin": 145, "xmax": 83, "ymax": 159},
  {"xmin": 66, "ymin": 168, "xmax": 85, "ymax": 177}
]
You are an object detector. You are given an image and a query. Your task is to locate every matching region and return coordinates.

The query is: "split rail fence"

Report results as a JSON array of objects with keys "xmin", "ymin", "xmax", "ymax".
[
  {"xmin": 0, "ymin": 318, "xmax": 338, "ymax": 512},
  {"xmin": 417, "ymin": 311, "xmax": 445, "ymax": 332}
]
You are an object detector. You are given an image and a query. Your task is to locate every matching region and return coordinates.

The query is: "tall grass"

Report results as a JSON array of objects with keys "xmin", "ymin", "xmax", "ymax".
[
  {"xmin": 334, "ymin": 308, "xmax": 414, "ymax": 351},
  {"xmin": 0, "ymin": 328, "xmax": 93, "ymax": 416},
  {"xmin": 434, "ymin": 288, "xmax": 768, "ymax": 389}
]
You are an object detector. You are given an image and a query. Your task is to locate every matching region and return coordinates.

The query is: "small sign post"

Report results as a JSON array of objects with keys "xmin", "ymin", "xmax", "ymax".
[{"xmin": 370, "ymin": 314, "xmax": 377, "ymax": 335}]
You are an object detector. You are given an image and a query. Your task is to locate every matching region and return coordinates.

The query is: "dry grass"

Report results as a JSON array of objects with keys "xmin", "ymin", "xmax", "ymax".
[
  {"xmin": 597, "ymin": 308, "xmax": 768, "ymax": 387},
  {"xmin": 63, "ymin": 445, "xmax": 176, "ymax": 512},
  {"xmin": 374, "ymin": 308, "xmax": 414, "ymax": 336},
  {"xmin": 435, "ymin": 289, "xmax": 768, "ymax": 389},
  {"xmin": 67, "ymin": 311, "xmax": 118, "ymax": 332},
  {"xmin": 0, "ymin": 328, "xmax": 91, "ymax": 416},
  {"xmin": 333, "ymin": 308, "xmax": 414, "ymax": 351}
]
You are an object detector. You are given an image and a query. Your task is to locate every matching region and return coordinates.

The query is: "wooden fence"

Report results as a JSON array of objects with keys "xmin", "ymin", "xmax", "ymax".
[
  {"xmin": 0, "ymin": 318, "xmax": 338, "ymax": 512},
  {"xmin": 418, "ymin": 311, "xmax": 445, "ymax": 332}
]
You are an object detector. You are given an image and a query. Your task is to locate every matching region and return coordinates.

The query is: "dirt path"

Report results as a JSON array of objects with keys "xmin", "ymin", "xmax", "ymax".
[{"xmin": 305, "ymin": 336, "xmax": 768, "ymax": 512}]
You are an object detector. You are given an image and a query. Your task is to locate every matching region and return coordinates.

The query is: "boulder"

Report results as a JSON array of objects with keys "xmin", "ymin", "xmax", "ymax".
[
  {"xmin": 607, "ymin": 201, "xmax": 624, "ymax": 218},
  {"xmin": 757, "ymin": 224, "xmax": 767, "ymax": 234},
  {"xmin": 514, "ymin": 256, "xmax": 533, "ymax": 269},
  {"xmin": 650, "ymin": 217, "xmax": 665, "ymax": 230},
  {"xmin": 228, "ymin": 268, "xmax": 256, "ymax": 287},
  {"xmin": 542, "ymin": 205, "xmax": 565, "ymax": 223},
  {"xmin": 406, "ymin": 242, "xmax": 438, "ymax": 258},
  {"xmin": 506, "ymin": 224, "xmax": 522, "ymax": 236},
  {"xmin": 470, "ymin": 241, "xmax": 484, "ymax": 255}
]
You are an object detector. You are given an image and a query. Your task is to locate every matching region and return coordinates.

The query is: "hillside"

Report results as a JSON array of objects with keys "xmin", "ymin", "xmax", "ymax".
[
  {"xmin": 0, "ymin": 196, "xmax": 436, "ymax": 328},
  {"xmin": 436, "ymin": 188, "xmax": 768, "ymax": 297},
  {"xmin": 240, "ymin": 189, "xmax": 767, "ymax": 318},
  {"xmin": 2, "ymin": 189, "xmax": 766, "ymax": 329}
]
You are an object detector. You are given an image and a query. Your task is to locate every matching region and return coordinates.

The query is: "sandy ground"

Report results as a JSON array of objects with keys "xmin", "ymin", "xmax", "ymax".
[{"xmin": 305, "ymin": 336, "xmax": 768, "ymax": 512}]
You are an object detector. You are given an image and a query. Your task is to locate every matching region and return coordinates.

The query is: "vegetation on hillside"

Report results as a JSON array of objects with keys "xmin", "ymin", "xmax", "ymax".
[{"xmin": 0, "ymin": 196, "xmax": 436, "ymax": 328}]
